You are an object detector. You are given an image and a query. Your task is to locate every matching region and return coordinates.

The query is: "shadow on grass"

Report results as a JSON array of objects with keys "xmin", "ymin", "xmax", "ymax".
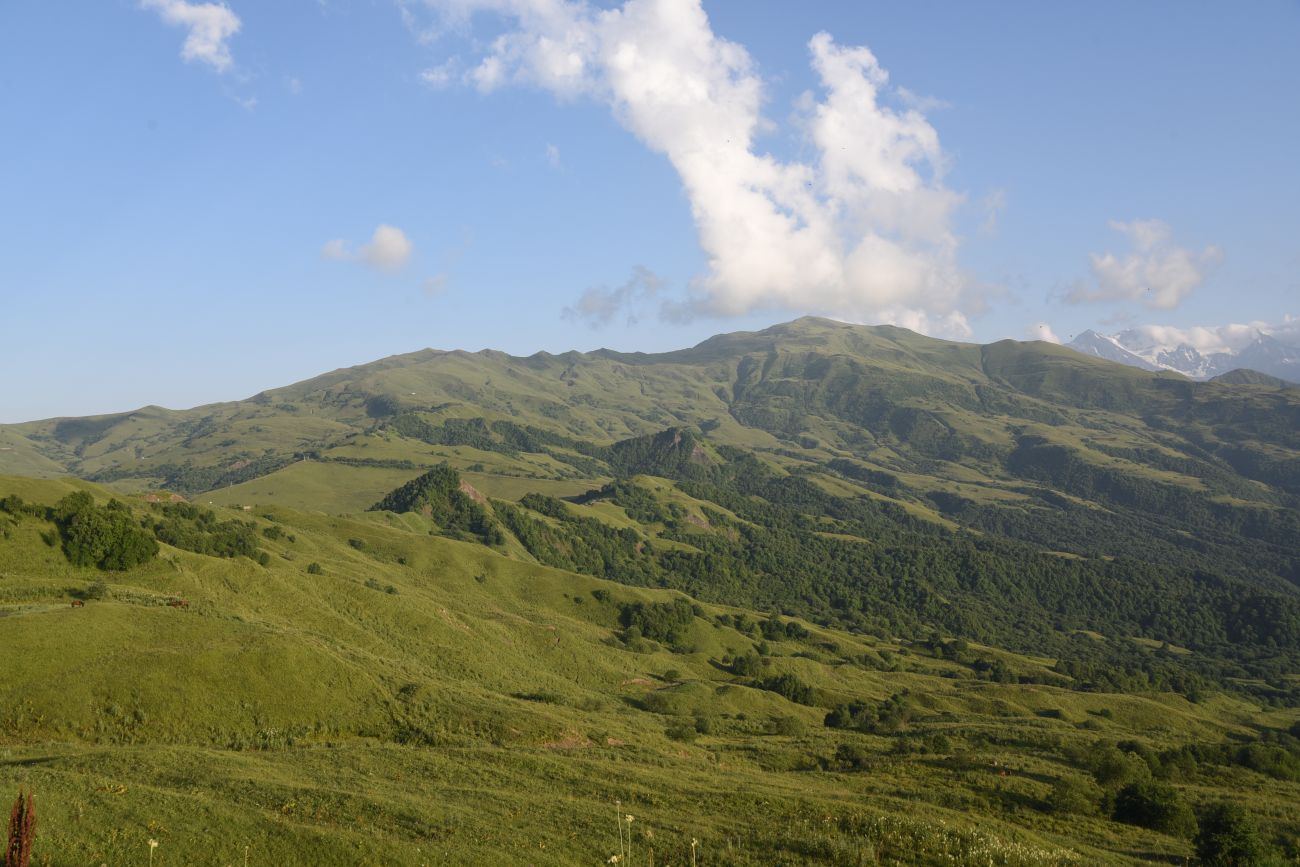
[{"xmin": 0, "ymin": 755, "xmax": 61, "ymax": 768}]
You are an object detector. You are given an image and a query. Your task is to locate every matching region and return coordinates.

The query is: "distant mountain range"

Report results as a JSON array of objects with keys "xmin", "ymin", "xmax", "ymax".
[{"xmin": 1067, "ymin": 327, "xmax": 1300, "ymax": 383}]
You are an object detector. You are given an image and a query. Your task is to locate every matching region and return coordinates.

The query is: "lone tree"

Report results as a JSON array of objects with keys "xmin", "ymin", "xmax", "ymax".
[
  {"xmin": 5, "ymin": 788, "xmax": 34, "ymax": 867},
  {"xmin": 1195, "ymin": 802, "xmax": 1270, "ymax": 867}
]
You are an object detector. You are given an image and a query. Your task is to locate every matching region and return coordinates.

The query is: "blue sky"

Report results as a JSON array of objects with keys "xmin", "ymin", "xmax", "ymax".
[{"xmin": 2, "ymin": 0, "xmax": 1298, "ymax": 422}]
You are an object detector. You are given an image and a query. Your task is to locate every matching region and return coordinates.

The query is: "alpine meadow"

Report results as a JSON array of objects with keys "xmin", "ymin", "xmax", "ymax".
[
  {"xmin": 2, "ymin": 318, "xmax": 1299, "ymax": 864},
  {"xmin": 5, "ymin": 1, "xmax": 1300, "ymax": 865}
]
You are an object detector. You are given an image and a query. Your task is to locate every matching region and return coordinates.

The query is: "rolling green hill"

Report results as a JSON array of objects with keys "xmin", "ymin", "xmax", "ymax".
[{"xmin": 3, "ymin": 318, "xmax": 1299, "ymax": 863}]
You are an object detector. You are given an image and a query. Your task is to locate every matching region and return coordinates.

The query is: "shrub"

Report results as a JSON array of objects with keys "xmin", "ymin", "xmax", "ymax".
[
  {"xmin": 1090, "ymin": 745, "xmax": 1152, "ymax": 789},
  {"xmin": 665, "ymin": 722, "xmax": 699, "ymax": 743},
  {"xmin": 835, "ymin": 743, "xmax": 873, "ymax": 771},
  {"xmin": 1195, "ymin": 802, "xmax": 1270, "ymax": 866},
  {"xmin": 771, "ymin": 715, "xmax": 806, "ymax": 737},
  {"xmin": 1047, "ymin": 776, "xmax": 1102, "ymax": 816},
  {"xmin": 1112, "ymin": 781, "xmax": 1197, "ymax": 838},
  {"xmin": 306, "ymin": 562, "xmax": 323, "ymax": 575},
  {"xmin": 730, "ymin": 652, "xmax": 762, "ymax": 677},
  {"xmin": 756, "ymin": 672, "xmax": 815, "ymax": 705},
  {"xmin": 85, "ymin": 580, "xmax": 110, "ymax": 601}
]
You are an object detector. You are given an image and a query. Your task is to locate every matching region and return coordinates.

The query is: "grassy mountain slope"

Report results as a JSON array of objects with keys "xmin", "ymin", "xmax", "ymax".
[
  {"xmin": 2, "ymin": 477, "xmax": 1298, "ymax": 865},
  {"xmin": 4, "ymin": 319, "xmax": 1300, "ymax": 862}
]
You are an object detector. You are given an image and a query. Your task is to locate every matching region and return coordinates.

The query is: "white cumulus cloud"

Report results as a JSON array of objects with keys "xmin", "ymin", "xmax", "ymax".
[
  {"xmin": 141, "ymin": 0, "xmax": 242, "ymax": 73},
  {"xmin": 1070, "ymin": 219, "xmax": 1222, "ymax": 310},
  {"xmin": 406, "ymin": 0, "xmax": 976, "ymax": 336},
  {"xmin": 322, "ymin": 224, "xmax": 414, "ymax": 272}
]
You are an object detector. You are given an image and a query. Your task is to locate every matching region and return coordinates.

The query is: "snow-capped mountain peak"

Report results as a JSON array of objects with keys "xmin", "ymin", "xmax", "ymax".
[{"xmin": 1065, "ymin": 325, "xmax": 1300, "ymax": 383}]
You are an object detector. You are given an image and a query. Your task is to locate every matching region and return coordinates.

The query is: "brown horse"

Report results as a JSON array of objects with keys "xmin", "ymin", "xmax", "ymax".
[{"xmin": 70, "ymin": 599, "xmax": 85, "ymax": 608}]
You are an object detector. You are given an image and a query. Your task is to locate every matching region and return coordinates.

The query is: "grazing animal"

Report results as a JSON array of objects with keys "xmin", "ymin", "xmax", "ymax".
[{"xmin": 70, "ymin": 599, "xmax": 85, "ymax": 608}]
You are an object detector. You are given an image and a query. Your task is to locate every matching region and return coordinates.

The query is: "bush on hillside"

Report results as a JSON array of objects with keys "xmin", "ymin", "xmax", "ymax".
[
  {"xmin": 1112, "ymin": 781, "xmax": 1197, "ymax": 838},
  {"xmin": 1195, "ymin": 802, "xmax": 1270, "ymax": 866},
  {"xmin": 1046, "ymin": 775, "xmax": 1102, "ymax": 816},
  {"xmin": 755, "ymin": 672, "xmax": 815, "ymax": 706}
]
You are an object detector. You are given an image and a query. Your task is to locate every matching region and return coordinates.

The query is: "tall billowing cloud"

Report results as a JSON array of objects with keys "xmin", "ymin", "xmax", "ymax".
[
  {"xmin": 407, "ymin": 0, "xmax": 972, "ymax": 335},
  {"xmin": 323, "ymin": 224, "xmax": 414, "ymax": 272},
  {"xmin": 1070, "ymin": 219, "xmax": 1221, "ymax": 310},
  {"xmin": 141, "ymin": 0, "xmax": 242, "ymax": 73}
]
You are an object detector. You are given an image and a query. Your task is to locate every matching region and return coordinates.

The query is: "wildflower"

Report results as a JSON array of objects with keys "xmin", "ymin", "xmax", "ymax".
[{"xmin": 148, "ymin": 838, "xmax": 159, "ymax": 867}]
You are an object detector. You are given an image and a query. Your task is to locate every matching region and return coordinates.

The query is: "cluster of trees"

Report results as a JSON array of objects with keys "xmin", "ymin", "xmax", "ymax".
[
  {"xmin": 367, "ymin": 414, "xmax": 1300, "ymax": 699},
  {"xmin": 49, "ymin": 492, "xmax": 158, "ymax": 570},
  {"xmin": 495, "ymin": 495, "xmax": 658, "ymax": 585},
  {"xmin": 89, "ymin": 455, "xmax": 293, "ymax": 495},
  {"xmin": 824, "ymin": 692, "xmax": 916, "ymax": 734},
  {"xmin": 369, "ymin": 465, "xmax": 502, "ymax": 545},
  {"xmin": 488, "ymin": 438, "xmax": 1300, "ymax": 697},
  {"xmin": 619, "ymin": 598, "xmax": 698, "ymax": 645},
  {"xmin": 599, "ymin": 480, "xmax": 682, "ymax": 525},
  {"xmin": 150, "ymin": 502, "xmax": 260, "ymax": 559},
  {"xmin": 3, "ymin": 492, "xmax": 274, "ymax": 569},
  {"xmin": 754, "ymin": 672, "xmax": 815, "ymax": 705},
  {"xmin": 1045, "ymin": 736, "xmax": 1283, "ymax": 862}
]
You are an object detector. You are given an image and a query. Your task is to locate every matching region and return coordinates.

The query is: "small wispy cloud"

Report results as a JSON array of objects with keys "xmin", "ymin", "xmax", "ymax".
[
  {"xmin": 322, "ymin": 224, "xmax": 414, "ymax": 272},
  {"xmin": 545, "ymin": 143, "xmax": 562, "ymax": 170},
  {"xmin": 420, "ymin": 59, "xmax": 458, "ymax": 88},
  {"xmin": 423, "ymin": 273, "xmax": 449, "ymax": 295},
  {"xmin": 140, "ymin": 0, "xmax": 241, "ymax": 73},
  {"xmin": 980, "ymin": 189, "xmax": 1006, "ymax": 236},
  {"xmin": 1068, "ymin": 219, "xmax": 1222, "ymax": 309},
  {"xmin": 563, "ymin": 266, "xmax": 666, "ymax": 327}
]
